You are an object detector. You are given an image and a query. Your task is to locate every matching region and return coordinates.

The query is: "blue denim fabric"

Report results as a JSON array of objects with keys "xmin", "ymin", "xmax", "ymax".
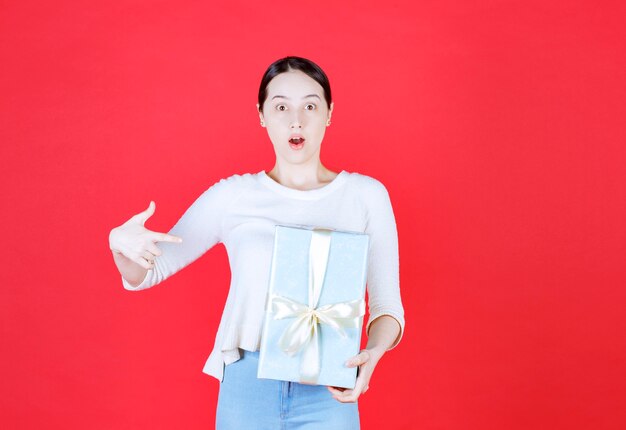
[{"xmin": 216, "ymin": 349, "xmax": 360, "ymax": 430}]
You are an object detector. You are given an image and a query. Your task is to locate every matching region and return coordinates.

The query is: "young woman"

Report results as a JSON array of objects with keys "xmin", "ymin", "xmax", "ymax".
[{"xmin": 109, "ymin": 56, "xmax": 405, "ymax": 429}]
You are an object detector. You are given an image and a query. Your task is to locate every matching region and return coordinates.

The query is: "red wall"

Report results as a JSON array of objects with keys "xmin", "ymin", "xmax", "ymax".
[{"xmin": 1, "ymin": 1, "xmax": 624, "ymax": 429}]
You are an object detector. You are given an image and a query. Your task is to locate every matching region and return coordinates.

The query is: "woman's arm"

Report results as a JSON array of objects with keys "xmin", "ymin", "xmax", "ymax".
[
  {"xmin": 363, "ymin": 179, "xmax": 405, "ymax": 348},
  {"xmin": 112, "ymin": 175, "xmax": 241, "ymax": 291},
  {"xmin": 328, "ymin": 177, "xmax": 405, "ymax": 403},
  {"xmin": 364, "ymin": 315, "xmax": 402, "ymax": 358},
  {"xmin": 111, "ymin": 250, "xmax": 149, "ymax": 288},
  {"xmin": 327, "ymin": 315, "xmax": 400, "ymax": 402}
]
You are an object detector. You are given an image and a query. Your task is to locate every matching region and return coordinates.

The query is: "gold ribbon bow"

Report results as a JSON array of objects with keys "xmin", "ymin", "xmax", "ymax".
[{"xmin": 268, "ymin": 228, "xmax": 365, "ymax": 384}]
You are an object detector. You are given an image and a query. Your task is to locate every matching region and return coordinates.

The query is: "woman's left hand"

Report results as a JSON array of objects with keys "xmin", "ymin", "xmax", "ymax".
[{"xmin": 327, "ymin": 348, "xmax": 382, "ymax": 403}]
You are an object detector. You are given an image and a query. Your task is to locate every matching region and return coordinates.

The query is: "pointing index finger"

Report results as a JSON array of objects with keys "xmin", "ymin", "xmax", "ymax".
[{"xmin": 153, "ymin": 232, "xmax": 183, "ymax": 243}]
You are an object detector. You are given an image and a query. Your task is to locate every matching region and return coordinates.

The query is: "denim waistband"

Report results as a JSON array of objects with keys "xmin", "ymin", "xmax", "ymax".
[{"xmin": 240, "ymin": 348, "xmax": 260, "ymax": 358}]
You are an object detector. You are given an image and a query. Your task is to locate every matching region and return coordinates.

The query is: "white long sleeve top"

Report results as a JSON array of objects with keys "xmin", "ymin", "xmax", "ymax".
[{"xmin": 122, "ymin": 169, "xmax": 405, "ymax": 382}]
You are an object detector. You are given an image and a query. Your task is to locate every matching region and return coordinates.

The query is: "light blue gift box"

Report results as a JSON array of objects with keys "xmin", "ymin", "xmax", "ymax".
[{"xmin": 257, "ymin": 224, "xmax": 370, "ymax": 389}]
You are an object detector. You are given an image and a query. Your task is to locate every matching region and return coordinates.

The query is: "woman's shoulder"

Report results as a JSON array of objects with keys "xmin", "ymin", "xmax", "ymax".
[
  {"xmin": 208, "ymin": 171, "xmax": 259, "ymax": 189},
  {"xmin": 345, "ymin": 170, "xmax": 391, "ymax": 195},
  {"xmin": 191, "ymin": 172, "xmax": 261, "ymax": 212},
  {"xmin": 343, "ymin": 171, "xmax": 396, "ymax": 211},
  {"xmin": 195, "ymin": 171, "xmax": 259, "ymax": 205}
]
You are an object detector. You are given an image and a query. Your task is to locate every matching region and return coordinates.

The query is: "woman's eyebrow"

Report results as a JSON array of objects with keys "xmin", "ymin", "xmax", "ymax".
[{"xmin": 271, "ymin": 94, "xmax": 321, "ymax": 100}]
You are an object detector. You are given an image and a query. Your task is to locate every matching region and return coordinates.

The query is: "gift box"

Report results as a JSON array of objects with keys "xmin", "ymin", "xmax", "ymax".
[{"xmin": 257, "ymin": 224, "xmax": 369, "ymax": 389}]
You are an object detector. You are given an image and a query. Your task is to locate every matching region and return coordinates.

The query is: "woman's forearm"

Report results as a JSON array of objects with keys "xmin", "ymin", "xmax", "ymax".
[
  {"xmin": 365, "ymin": 315, "xmax": 401, "ymax": 360},
  {"xmin": 111, "ymin": 250, "xmax": 148, "ymax": 287}
]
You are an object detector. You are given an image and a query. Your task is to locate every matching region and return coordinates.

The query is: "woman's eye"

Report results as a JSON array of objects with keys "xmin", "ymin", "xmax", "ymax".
[
  {"xmin": 305, "ymin": 104, "xmax": 316, "ymax": 110},
  {"xmin": 277, "ymin": 105, "xmax": 286, "ymax": 111}
]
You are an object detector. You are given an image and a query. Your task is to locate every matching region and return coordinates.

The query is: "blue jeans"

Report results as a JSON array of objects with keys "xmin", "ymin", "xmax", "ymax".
[{"xmin": 216, "ymin": 349, "xmax": 360, "ymax": 429}]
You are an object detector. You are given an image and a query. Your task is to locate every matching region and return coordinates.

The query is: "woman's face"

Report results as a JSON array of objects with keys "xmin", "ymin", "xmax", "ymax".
[{"xmin": 257, "ymin": 70, "xmax": 333, "ymax": 166}]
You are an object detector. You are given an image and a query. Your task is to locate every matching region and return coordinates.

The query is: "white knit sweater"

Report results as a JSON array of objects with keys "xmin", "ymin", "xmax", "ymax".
[{"xmin": 122, "ymin": 170, "xmax": 405, "ymax": 382}]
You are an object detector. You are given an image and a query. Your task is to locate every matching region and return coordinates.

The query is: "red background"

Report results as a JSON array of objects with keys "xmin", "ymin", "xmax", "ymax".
[{"xmin": 1, "ymin": 1, "xmax": 624, "ymax": 429}]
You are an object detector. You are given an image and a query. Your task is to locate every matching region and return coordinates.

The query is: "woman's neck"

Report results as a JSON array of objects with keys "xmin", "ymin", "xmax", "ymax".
[{"xmin": 266, "ymin": 163, "xmax": 339, "ymax": 191}]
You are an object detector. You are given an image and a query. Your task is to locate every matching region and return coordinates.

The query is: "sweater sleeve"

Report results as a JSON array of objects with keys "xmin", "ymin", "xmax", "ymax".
[
  {"xmin": 363, "ymin": 178, "xmax": 405, "ymax": 350},
  {"xmin": 122, "ymin": 175, "xmax": 239, "ymax": 291}
]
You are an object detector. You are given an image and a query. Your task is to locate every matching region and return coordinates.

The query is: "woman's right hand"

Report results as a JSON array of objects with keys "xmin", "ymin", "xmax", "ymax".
[{"xmin": 109, "ymin": 201, "xmax": 183, "ymax": 270}]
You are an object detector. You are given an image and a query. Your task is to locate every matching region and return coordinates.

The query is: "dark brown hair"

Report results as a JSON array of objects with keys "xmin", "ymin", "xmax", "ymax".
[{"xmin": 257, "ymin": 56, "xmax": 332, "ymax": 113}]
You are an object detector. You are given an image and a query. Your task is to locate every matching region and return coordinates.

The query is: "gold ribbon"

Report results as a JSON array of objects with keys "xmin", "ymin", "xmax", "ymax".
[{"xmin": 268, "ymin": 228, "xmax": 365, "ymax": 384}]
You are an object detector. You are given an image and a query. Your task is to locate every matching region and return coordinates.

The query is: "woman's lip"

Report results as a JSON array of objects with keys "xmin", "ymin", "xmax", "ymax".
[
  {"xmin": 289, "ymin": 138, "xmax": 305, "ymax": 150},
  {"xmin": 288, "ymin": 133, "xmax": 305, "ymax": 149}
]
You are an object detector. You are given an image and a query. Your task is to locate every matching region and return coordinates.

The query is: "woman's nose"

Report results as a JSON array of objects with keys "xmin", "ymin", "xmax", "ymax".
[{"xmin": 290, "ymin": 112, "xmax": 302, "ymax": 129}]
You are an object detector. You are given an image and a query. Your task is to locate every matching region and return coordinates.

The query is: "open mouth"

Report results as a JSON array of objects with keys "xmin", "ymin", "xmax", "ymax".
[{"xmin": 289, "ymin": 137, "xmax": 305, "ymax": 149}]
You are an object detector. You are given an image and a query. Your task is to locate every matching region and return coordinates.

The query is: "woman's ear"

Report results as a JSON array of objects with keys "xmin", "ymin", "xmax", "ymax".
[
  {"xmin": 327, "ymin": 102, "xmax": 334, "ymax": 126},
  {"xmin": 257, "ymin": 103, "xmax": 265, "ymax": 127}
]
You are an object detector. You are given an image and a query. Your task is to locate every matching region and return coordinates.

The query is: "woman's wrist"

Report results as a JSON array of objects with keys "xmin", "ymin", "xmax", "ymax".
[
  {"xmin": 365, "ymin": 315, "xmax": 401, "ymax": 360},
  {"xmin": 366, "ymin": 346, "xmax": 386, "ymax": 363}
]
